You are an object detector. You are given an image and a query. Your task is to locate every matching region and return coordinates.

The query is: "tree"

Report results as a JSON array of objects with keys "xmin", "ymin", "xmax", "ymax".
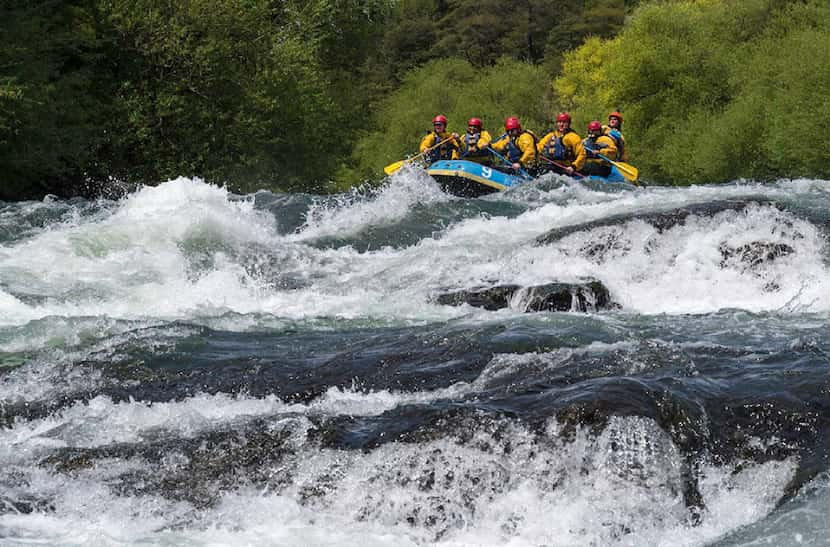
[
  {"xmin": 0, "ymin": 0, "xmax": 111, "ymax": 200},
  {"xmin": 344, "ymin": 57, "xmax": 552, "ymax": 184},
  {"xmin": 1, "ymin": 0, "xmax": 398, "ymax": 199},
  {"xmin": 554, "ymin": 0, "xmax": 830, "ymax": 183}
]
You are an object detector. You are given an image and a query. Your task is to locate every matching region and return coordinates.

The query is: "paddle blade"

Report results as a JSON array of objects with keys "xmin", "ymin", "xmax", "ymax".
[
  {"xmin": 383, "ymin": 160, "xmax": 405, "ymax": 175},
  {"xmin": 613, "ymin": 161, "xmax": 639, "ymax": 183}
]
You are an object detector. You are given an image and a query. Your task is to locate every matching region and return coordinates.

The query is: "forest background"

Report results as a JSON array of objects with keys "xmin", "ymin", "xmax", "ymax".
[{"xmin": 1, "ymin": 0, "xmax": 828, "ymax": 201}]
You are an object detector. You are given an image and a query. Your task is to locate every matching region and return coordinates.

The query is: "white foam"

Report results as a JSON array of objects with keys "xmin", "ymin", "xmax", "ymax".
[
  {"xmin": 0, "ymin": 393, "xmax": 287, "ymax": 460},
  {"xmin": 0, "ymin": 409, "xmax": 799, "ymax": 547},
  {"xmin": 0, "ymin": 382, "xmax": 474, "ymax": 463},
  {"xmin": 1, "ymin": 178, "xmax": 829, "ymax": 334},
  {"xmin": 291, "ymin": 169, "xmax": 448, "ymax": 242},
  {"xmin": 712, "ymin": 472, "xmax": 830, "ymax": 545}
]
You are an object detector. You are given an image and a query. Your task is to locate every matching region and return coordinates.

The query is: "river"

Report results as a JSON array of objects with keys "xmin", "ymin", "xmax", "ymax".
[{"xmin": 1, "ymin": 171, "xmax": 829, "ymax": 546}]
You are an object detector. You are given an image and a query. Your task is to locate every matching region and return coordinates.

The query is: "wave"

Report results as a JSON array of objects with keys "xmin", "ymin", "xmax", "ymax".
[{"xmin": 0, "ymin": 177, "xmax": 828, "ymax": 333}]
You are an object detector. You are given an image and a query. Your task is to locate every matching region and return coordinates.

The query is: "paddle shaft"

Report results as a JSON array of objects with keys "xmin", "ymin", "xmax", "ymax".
[
  {"xmin": 413, "ymin": 136, "xmax": 454, "ymax": 163},
  {"xmin": 486, "ymin": 147, "xmax": 533, "ymax": 180},
  {"xmin": 538, "ymin": 156, "xmax": 585, "ymax": 179},
  {"xmin": 385, "ymin": 136, "xmax": 454, "ymax": 175}
]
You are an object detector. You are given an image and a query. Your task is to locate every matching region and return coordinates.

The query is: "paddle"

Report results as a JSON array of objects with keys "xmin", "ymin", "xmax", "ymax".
[
  {"xmin": 538, "ymin": 156, "xmax": 585, "ymax": 179},
  {"xmin": 384, "ymin": 137, "xmax": 454, "ymax": 175},
  {"xmin": 486, "ymin": 146, "xmax": 533, "ymax": 180},
  {"xmin": 584, "ymin": 146, "xmax": 639, "ymax": 183}
]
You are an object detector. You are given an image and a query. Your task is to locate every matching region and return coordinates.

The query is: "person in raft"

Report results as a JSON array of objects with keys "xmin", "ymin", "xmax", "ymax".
[
  {"xmin": 490, "ymin": 116, "xmax": 538, "ymax": 173},
  {"xmin": 419, "ymin": 114, "xmax": 459, "ymax": 163},
  {"xmin": 581, "ymin": 120, "xmax": 618, "ymax": 177},
  {"xmin": 457, "ymin": 117, "xmax": 492, "ymax": 165},
  {"xmin": 603, "ymin": 111, "xmax": 628, "ymax": 162},
  {"xmin": 536, "ymin": 112, "xmax": 586, "ymax": 176}
]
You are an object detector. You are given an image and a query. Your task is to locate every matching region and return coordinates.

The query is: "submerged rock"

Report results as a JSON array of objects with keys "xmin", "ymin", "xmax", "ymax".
[
  {"xmin": 536, "ymin": 199, "xmax": 780, "ymax": 246},
  {"xmin": 719, "ymin": 241, "xmax": 795, "ymax": 292},
  {"xmin": 0, "ymin": 495, "xmax": 56, "ymax": 515},
  {"xmin": 434, "ymin": 280, "xmax": 617, "ymax": 312},
  {"xmin": 719, "ymin": 241, "xmax": 794, "ymax": 270}
]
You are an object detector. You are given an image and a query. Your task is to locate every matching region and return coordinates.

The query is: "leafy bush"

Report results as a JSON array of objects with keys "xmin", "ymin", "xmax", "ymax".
[
  {"xmin": 346, "ymin": 57, "xmax": 552, "ymax": 184},
  {"xmin": 103, "ymin": 0, "xmax": 345, "ymax": 193},
  {"xmin": 0, "ymin": 0, "xmax": 110, "ymax": 200},
  {"xmin": 554, "ymin": 0, "xmax": 830, "ymax": 184},
  {"xmin": 1, "ymin": 0, "xmax": 390, "ymax": 199}
]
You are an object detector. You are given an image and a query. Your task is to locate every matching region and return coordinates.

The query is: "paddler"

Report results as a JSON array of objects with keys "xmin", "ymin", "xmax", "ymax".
[
  {"xmin": 602, "ymin": 111, "xmax": 628, "ymax": 162},
  {"xmin": 582, "ymin": 120, "xmax": 618, "ymax": 177},
  {"xmin": 457, "ymin": 117, "xmax": 492, "ymax": 165},
  {"xmin": 490, "ymin": 116, "xmax": 538, "ymax": 173},
  {"xmin": 536, "ymin": 112, "xmax": 586, "ymax": 176},
  {"xmin": 419, "ymin": 115, "xmax": 460, "ymax": 163}
]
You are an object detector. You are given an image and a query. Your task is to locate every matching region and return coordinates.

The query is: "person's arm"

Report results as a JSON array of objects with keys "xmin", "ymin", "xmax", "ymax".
[
  {"xmin": 419, "ymin": 133, "xmax": 435, "ymax": 153},
  {"xmin": 536, "ymin": 133, "xmax": 553, "ymax": 156},
  {"xmin": 477, "ymin": 131, "xmax": 492, "ymax": 150},
  {"xmin": 596, "ymin": 136, "xmax": 617, "ymax": 160},
  {"xmin": 448, "ymin": 133, "xmax": 461, "ymax": 159},
  {"xmin": 518, "ymin": 133, "xmax": 536, "ymax": 166},
  {"xmin": 449, "ymin": 133, "xmax": 461, "ymax": 150},
  {"xmin": 490, "ymin": 134, "xmax": 507, "ymax": 153},
  {"xmin": 618, "ymin": 134, "xmax": 628, "ymax": 162},
  {"xmin": 570, "ymin": 134, "xmax": 587, "ymax": 171}
]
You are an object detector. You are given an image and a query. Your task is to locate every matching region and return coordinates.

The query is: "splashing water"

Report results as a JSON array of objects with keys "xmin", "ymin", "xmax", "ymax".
[{"xmin": 2, "ymin": 175, "xmax": 830, "ymax": 546}]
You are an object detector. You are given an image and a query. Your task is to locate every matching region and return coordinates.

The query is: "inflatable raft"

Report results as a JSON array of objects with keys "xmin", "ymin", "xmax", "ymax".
[{"xmin": 426, "ymin": 160, "xmax": 628, "ymax": 197}]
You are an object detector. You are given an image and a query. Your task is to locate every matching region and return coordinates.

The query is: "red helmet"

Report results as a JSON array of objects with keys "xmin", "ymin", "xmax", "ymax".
[
  {"xmin": 467, "ymin": 117, "xmax": 482, "ymax": 128},
  {"xmin": 505, "ymin": 116, "xmax": 521, "ymax": 131},
  {"xmin": 609, "ymin": 111, "xmax": 623, "ymax": 123},
  {"xmin": 432, "ymin": 114, "xmax": 448, "ymax": 125},
  {"xmin": 587, "ymin": 120, "xmax": 602, "ymax": 132},
  {"xmin": 556, "ymin": 112, "xmax": 571, "ymax": 123}
]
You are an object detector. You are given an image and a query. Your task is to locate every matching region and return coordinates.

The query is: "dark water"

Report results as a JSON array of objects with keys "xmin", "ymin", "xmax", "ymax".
[{"xmin": 1, "ymin": 173, "xmax": 829, "ymax": 546}]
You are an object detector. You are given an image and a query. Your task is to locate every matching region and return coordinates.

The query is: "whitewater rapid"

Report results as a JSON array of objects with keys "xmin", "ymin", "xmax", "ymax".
[
  {"xmin": 1, "ymin": 174, "xmax": 828, "ymax": 332},
  {"xmin": 2, "ymin": 173, "xmax": 830, "ymax": 547}
]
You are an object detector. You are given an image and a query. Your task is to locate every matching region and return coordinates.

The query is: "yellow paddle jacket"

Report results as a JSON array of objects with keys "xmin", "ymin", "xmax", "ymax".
[
  {"xmin": 419, "ymin": 131, "xmax": 459, "ymax": 160},
  {"xmin": 537, "ymin": 129, "xmax": 586, "ymax": 170},
  {"xmin": 582, "ymin": 135, "xmax": 618, "ymax": 168},
  {"xmin": 491, "ymin": 131, "xmax": 537, "ymax": 167},
  {"xmin": 458, "ymin": 130, "xmax": 492, "ymax": 163},
  {"xmin": 602, "ymin": 125, "xmax": 628, "ymax": 162}
]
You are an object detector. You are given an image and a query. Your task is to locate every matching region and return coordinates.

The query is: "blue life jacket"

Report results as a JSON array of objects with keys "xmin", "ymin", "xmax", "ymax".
[
  {"xmin": 498, "ymin": 130, "xmax": 537, "ymax": 163},
  {"xmin": 542, "ymin": 129, "xmax": 575, "ymax": 161},
  {"xmin": 460, "ymin": 132, "xmax": 487, "ymax": 158},
  {"xmin": 426, "ymin": 132, "xmax": 456, "ymax": 162},
  {"xmin": 608, "ymin": 129, "xmax": 624, "ymax": 161}
]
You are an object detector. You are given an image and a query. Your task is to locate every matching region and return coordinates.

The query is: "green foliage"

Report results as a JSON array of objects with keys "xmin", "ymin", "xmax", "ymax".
[
  {"xmin": 0, "ymin": 0, "xmax": 110, "ymax": 200},
  {"xmin": 432, "ymin": 0, "xmax": 563, "ymax": 65},
  {"xmin": 732, "ymin": 2, "xmax": 830, "ymax": 178},
  {"xmin": 101, "ymin": 0, "xmax": 342, "ymax": 192},
  {"xmin": 577, "ymin": 0, "xmax": 628, "ymax": 37},
  {"xmin": 104, "ymin": 0, "xmax": 397, "ymax": 194},
  {"xmin": 345, "ymin": 57, "xmax": 552, "ymax": 184},
  {"xmin": 377, "ymin": 0, "xmax": 443, "ymax": 83},
  {"xmin": 1, "ymin": 0, "xmax": 392, "ymax": 199},
  {"xmin": 297, "ymin": 0, "xmax": 393, "ymax": 168},
  {"xmin": 377, "ymin": 0, "xmax": 627, "ymax": 77},
  {"xmin": 555, "ymin": 0, "xmax": 830, "ymax": 184},
  {"xmin": 10, "ymin": 0, "xmax": 823, "ymax": 198}
]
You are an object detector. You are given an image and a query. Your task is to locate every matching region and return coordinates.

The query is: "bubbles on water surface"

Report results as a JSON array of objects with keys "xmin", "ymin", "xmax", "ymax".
[
  {"xmin": 1, "ymin": 177, "xmax": 829, "ymax": 545},
  {"xmin": 0, "ymin": 385, "xmax": 800, "ymax": 546}
]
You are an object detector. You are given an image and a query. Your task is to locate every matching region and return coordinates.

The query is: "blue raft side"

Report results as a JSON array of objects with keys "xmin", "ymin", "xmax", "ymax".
[
  {"xmin": 426, "ymin": 159, "xmax": 631, "ymax": 197},
  {"xmin": 586, "ymin": 165, "xmax": 627, "ymax": 183},
  {"xmin": 426, "ymin": 160, "xmax": 526, "ymax": 191}
]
